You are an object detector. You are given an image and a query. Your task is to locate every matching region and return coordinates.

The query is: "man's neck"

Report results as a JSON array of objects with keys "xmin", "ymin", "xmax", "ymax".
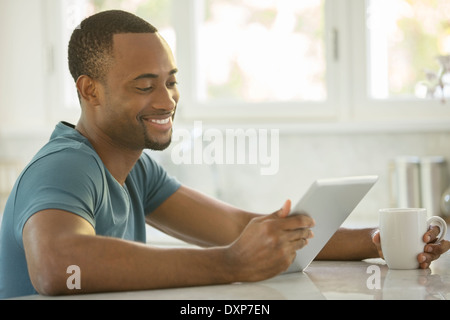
[{"xmin": 75, "ymin": 121, "xmax": 142, "ymax": 186}]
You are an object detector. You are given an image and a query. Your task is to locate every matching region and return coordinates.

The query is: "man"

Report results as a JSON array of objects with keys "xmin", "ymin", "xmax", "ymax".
[{"xmin": 0, "ymin": 10, "xmax": 448, "ymax": 299}]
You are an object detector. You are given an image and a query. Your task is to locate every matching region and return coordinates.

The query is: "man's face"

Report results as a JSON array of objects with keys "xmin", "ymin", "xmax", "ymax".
[{"xmin": 95, "ymin": 32, "xmax": 179, "ymax": 151}]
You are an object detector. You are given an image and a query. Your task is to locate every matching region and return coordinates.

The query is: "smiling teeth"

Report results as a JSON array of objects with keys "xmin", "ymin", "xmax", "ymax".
[{"xmin": 151, "ymin": 118, "xmax": 170, "ymax": 124}]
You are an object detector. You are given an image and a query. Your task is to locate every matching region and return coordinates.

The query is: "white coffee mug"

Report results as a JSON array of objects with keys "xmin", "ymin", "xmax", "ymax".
[{"xmin": 379, "ymin": 208, "xmax": 447, "ymax": 270}]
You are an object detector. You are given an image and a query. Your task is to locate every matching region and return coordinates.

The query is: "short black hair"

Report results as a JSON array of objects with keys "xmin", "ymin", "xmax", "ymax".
[{"xmin": 68, "ymin": 10, "xmax": 158, "ymax": 83}]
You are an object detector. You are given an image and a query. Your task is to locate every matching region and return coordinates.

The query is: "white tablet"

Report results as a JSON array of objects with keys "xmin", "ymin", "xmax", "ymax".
[{"xmin": 284, "ymin": 175, "xmax": 378, "ymax": 273}]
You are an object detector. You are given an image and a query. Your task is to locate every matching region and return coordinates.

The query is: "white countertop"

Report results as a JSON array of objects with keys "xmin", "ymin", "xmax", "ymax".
[{"xmin": 14, "ymin": 251, "xmax": 450, "ymax": 300}]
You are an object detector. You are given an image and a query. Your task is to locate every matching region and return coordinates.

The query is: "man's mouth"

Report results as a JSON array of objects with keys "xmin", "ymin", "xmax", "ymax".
[
  {"xmin": 140, "ymin": 112, "xmax": 174, "ymax": 131},
  {"xmin": 149, "ymin": 117, "xmax": 171, "ymax": 125}
]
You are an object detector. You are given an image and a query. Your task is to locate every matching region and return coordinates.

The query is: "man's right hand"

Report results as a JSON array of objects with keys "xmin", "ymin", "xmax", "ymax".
[{"xmin": 225, "ymin": 200, "xmax": 315, "ymax": 282}]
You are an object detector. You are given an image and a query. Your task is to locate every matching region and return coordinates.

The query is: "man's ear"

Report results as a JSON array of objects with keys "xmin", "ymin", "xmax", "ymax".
[{"xmin": 76, "ymin": 75, "xmax": 100, "ymax": 105}]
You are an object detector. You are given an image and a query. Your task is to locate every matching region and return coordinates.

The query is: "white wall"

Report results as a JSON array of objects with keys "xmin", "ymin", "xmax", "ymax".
[
  {"xmin": 0, "ymin": 0, "xmax": 47, "ymax": 131},
  {"xmin": 152, "ymin": 127, "xmax": 450, "ymax": 228}
]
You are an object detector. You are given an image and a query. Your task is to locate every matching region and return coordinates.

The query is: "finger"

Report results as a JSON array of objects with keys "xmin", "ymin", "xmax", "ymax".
[
  {"xmin": 286, "ymin": 228, "xmax": 314, "ymax": 242},
  {"xmin": 291, "ymin": 213, "xmax": 315, "ymax": 227},
  {"xmin": 288, "ymin": 236, "xmax": 310, "ymax": 252},
  {"xmin": 371, "ymin": 229, "xmax": 384, "ymax": 259},
  {"xmin": 283, "ymin": 230, "xmax": 311, "ymax": 256},
  {"xmin": 275, "ymin": 199, "xmax": 291, "ymax": 218},
  {"xmin": 424, "ymin": 239, "xmax": 450, "ymax": 257},
  {"xmin": 423, "ymin": 225, "xmax": 442, "ymax": 243},
  {"xmin": 418, "ymin": 240, "xmax": 450, "ymax": 269},
  {"xmin": 372, "ymin": 229, "xmax": 380, "ymax": 244},
  {"xmin": 418, "ymin": 251, "xmax": 432, "ymax": 269},
  {"xmin": 294, "ymin": 238, "xmax": 309, "ymax": 250},
  {"xmin": 264, "ymin": 200, "xmax": 291, "ymax": 221},
  {"xmin": 269, "ymin": 202, "xmax": 315, "ymax": 229},
  {"xmin": 257, "ymin": 200, "xmax": 291, "ymax": 223}
]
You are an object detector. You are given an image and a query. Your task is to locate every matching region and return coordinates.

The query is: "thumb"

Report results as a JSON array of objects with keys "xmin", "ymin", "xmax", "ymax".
[
  {"xmin": 371, "ymin": 229, "xmax": 384, "ymax": 259},
  {"xmin": 372, "ymin": 229, "xmax": 380, "ymax": 244},
  {"xmin": 275, "ymin": 199, "xmax": 291, "ymax": 218}
]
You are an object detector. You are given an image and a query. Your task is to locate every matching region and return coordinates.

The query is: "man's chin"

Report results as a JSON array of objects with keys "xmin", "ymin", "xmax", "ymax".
[
  {"xmin": 146, "ymin": 141, "xmax": 171, "ymax": 151},
  {"xmin": 139, "ymin": 122, "xmax": 173, "ymax": 151},
  {"xmin": 144, "ymin": 135, "xmax": 172, "ymax": 151}
]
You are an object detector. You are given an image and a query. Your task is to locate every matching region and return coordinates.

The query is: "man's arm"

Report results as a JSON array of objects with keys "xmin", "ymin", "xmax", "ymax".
[
  {"xmin": 315, "ymin": 228, "xmax": 380, "ymax": 261},
  {"xmin": 146, "ymin": 185, "xmax": 259, "ymax": 247},
  {"xmin": 317, "ymin": 226, "xmax": 450, "ymax": 269},
  {"xmin": 23, "ymin": 209, "xmax": 236, "ymax": 295},
  {"xmin": 23, "ymin": 188, "xmax": 314, "ymax": 296}
]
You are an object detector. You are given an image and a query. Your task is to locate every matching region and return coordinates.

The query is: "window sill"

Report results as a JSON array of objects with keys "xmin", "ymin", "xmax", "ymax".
[{"xmin": 173, "ymin": 119, "xmax": 450, "ymax": 135}]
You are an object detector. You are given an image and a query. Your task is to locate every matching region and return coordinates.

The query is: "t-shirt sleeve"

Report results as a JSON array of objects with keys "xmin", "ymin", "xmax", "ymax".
[
  {"xmin": 13, "ymin": 148, "xmax": 102, "ymax": 244},
  {"xmin": 136, "ymin": 153, "xmax": 181, "ymax": 214}
]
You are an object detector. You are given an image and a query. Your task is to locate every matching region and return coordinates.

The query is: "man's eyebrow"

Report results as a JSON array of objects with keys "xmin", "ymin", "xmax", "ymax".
[{"xmin": 133, "ymin": 69, "xmax": 178, "ymax": 80}]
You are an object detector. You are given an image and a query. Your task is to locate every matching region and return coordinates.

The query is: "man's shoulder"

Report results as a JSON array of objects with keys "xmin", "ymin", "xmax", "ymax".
[
  {"xmin": 33, "ymin": 123, "xmax": 101, "ymax": 167},
  {"xmin": 36, "ymin": 121, "xmax": 98, "ymax": 160},
  {"xmin": 34, "ymin": 141, "xmax": 99, "ymax": 169},
  {"xmin": 22, "ymin": 133, "xmax": 104, "ymax": 185}
]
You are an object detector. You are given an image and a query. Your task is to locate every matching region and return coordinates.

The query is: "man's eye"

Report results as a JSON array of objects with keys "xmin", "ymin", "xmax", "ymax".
[
  {"xmin": 136, "ymin": 87, "xmax": 152, "ymax": 92},
  {"xmin": 167, "ymin": 81, "xmax": 178, "ymax": 88}
]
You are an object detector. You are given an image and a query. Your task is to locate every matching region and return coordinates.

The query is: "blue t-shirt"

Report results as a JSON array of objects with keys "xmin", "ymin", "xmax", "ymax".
[{"xmin": 0, "ymin": 122, "xmax": 181, "ymax": 299}]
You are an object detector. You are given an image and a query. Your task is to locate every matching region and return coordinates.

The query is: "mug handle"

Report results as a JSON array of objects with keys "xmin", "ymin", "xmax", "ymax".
[{"xmin": 427, "ymin": 216, "xmax": 448, "ymax": 243}]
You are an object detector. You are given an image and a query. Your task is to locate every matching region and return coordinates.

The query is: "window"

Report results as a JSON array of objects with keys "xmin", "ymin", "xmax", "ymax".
[
  {"xmin": 175, "ymin": 0, "xmax": 341, "ymax": 120},
  {"xmin": 197, "ymin": 0, "xmax": 326, "ymax": 103},
  {"xmin": 367, "ymin": 0, "xmax": 450, "ymax": 100},
  {"xmin": 46, "ymin": 0, "xmax": 450, "ymax": 124},
  {"xmin": 353, "ymin": 0, "xmax": 450, "ymax": 121}
]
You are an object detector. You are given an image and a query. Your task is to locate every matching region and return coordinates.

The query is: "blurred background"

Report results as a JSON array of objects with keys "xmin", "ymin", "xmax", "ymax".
[{"xmin": 1, "ymin": 0, "xmax": 450, "ymax": 244}]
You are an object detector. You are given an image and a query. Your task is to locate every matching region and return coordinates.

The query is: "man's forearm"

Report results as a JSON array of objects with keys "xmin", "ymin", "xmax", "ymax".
[
  {"xmin": 30, "ymin": 234, "xmax": 235, "ymax": 296},
  {"xmin": 315, "ymin": 227, "xmax": 380, "ymax": 261}
]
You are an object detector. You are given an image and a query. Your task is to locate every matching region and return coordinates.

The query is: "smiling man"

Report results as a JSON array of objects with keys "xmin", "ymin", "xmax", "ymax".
[
  {"xmin": 74, "ymin": 30, "xmax": 180, "ymax": 185},
  {"xmin": 0, "ymin": 10, "xmax": 447, "ymax": 299},
  {"xmin": 0, "ymin": 10, "xmax": 313, "ymax": 298}
]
